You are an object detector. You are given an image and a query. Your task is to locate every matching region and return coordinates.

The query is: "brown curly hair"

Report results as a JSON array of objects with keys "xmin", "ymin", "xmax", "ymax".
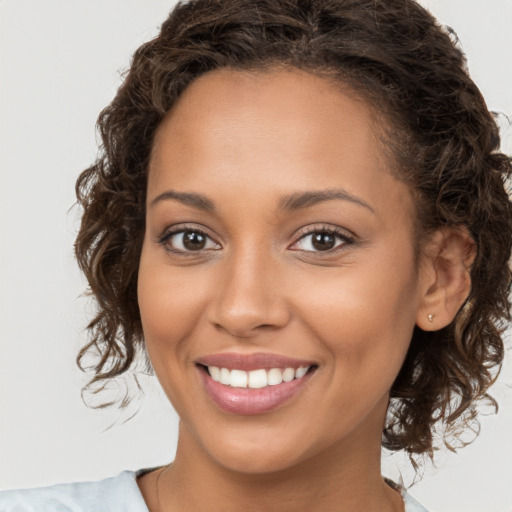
[{"xmin": 75, "ymin": 0, "xmax": 512, "ymax": 460}]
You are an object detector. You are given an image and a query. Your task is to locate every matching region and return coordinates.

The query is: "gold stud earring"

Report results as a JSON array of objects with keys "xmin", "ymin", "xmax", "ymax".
[{"xmin": 427, "ymin": 313, "xmax": 434, "ymax": 323}]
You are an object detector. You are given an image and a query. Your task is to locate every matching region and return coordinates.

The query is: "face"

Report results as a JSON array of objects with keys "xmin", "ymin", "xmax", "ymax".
[{"xmin": 138, "ymin": 69, "xmax": 426, "ymax": 474}]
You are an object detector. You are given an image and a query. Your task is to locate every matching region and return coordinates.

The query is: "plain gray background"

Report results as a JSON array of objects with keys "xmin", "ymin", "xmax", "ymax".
[{"xmin": 1, "ymin": 1, "xmax": 511, "ymax": 511}]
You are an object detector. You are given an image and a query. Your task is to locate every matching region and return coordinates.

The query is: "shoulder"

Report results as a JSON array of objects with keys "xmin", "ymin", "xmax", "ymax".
[
  {"xmin": 0, "ymin": 470, "xmax": 149, "ymax": 512},
  {"xmin": 403, "ymin": 489, "xmax": 429, "ymax": 512},
  {"xmin": 386, "ymin": 478, "xmax": 429, "ymax": 512}
]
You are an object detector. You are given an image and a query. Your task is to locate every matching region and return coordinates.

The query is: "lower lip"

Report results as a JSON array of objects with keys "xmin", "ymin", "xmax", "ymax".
[{"xmin": 199, "ymin": 367, "xmax": 314, "ymax": 415}]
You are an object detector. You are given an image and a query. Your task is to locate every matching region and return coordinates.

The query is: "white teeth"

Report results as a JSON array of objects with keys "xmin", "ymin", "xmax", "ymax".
[
  {"xmin": 295, "ymin": 366, "xmax": 308, "ymax": 379},
  {"xmin": 220, "ymin": 368, "xmax": 231, "ymax": 385},
  {"xmin": 267, "ymin": 368, "xmax": 283, "ymax": 386},
  {"xmin": 207, "ymin": 365, "xmax": 311, "ymax": 388},
  {"xmin": 248, "ymin": 369, "xmax": 267, "ymax": 388},
  {"xmin": 210, "ymin": 366, "xmax": 220, "ymax": 382},
  {"xmin": 230, "ymin": 369, "xmax": 248, "ymax": 388},
  {"xmin": 282, "ymin": 367, "xmax": 295, "ymax": 383}
]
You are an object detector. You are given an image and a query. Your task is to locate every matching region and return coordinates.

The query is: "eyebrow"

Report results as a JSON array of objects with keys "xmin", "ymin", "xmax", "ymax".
[
  {"xmin": 277, "ymin": 188, "xmax": 374, "ymax": 213},
  {"xmin": 150, "ymin": 190, "xmax": 216, "ymax": 212},
  {"xmin": 149, "ymin": 187, "xmax": 374, "ymax": 214}
]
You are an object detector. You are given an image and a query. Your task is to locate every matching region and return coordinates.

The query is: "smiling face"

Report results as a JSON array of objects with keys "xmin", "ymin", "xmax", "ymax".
[{"xmin": 138, "ymin": 68, "xmax": 427, "ymax": 474}]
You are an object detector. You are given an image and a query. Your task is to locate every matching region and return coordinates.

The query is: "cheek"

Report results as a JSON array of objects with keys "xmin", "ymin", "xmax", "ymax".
[
  {"xmin": 293, "ymin": 252, "xmax": 419, "ymax": 379},
  {"xmin": 137, "ymin": 244, "xmax": 208, "ymax": 360},
  {"xmin": 289, "ymin": 266, "xmax": 419, "ymax": 437},
  {"xmin": 137, "ymin": 245, "xmax": 215, "ymax": 414}
]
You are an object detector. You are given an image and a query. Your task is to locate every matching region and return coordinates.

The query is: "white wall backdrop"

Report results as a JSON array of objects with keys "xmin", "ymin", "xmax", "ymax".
[{"xmin": 1, "ymin": 1, "xmax": 511, "ymax": 511}]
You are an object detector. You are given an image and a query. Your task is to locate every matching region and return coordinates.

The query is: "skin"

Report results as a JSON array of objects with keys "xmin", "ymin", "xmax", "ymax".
[{"xmin": 136, "ymin": 68, "xmax": 474, "ymax": 512}]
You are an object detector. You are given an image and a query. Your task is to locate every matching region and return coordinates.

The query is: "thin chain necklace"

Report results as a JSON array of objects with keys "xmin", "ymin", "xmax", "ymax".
[{"xmin": 155, "ymin": 464, "xmax": 171, "ymax": 512}]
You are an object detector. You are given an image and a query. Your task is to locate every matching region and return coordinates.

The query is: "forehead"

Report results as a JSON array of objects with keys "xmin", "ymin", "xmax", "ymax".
[
  {"xmin": 148, "ymin": 68, "xmax": 412, "ymax": 223},
  {"xmin": 152, "ymin": 68, "xmax": 382, "ymax": 167}
]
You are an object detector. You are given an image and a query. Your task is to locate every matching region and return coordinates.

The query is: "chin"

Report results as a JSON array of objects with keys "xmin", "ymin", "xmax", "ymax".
[
  {"xmin": 214, "ymin": 447, "xmax": 304, "ymax": 475},
  {"xmin": 196, "ymin": 428, "xmax": 312, "ymax": 475}
]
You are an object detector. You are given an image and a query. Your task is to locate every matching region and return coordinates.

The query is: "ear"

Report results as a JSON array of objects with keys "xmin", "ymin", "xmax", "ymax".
[{"xmin": 416, "ymin": 227, "xmax": 476, "ymax": 331}]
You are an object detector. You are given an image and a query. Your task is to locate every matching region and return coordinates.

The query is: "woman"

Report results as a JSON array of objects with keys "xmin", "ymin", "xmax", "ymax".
[{"xmin": 1, "ymin": 0, "xmax": 510, "ymax": 511}]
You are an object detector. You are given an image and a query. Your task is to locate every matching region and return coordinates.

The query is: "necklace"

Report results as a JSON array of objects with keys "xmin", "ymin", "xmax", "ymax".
[{"xmin": 155, "ymin": 464, "xmax": 171, "ymax": 512}]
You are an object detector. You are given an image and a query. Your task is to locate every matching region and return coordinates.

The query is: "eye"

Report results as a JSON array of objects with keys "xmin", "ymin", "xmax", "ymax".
[
  {"xmin": 291, "ymin": 227, "xmax": 354, "ymax": 253},
  {"xmin": 159, "ymin": 228, "xmax": 220, "ymax": 253}
]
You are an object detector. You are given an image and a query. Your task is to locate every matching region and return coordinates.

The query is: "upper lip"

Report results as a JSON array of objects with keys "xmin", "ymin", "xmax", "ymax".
[{"xmin": 195, "ymin": 352, "xmax": 317, "ymax": 371}]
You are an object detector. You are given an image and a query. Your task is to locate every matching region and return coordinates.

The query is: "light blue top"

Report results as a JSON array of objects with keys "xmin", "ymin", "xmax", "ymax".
[{"xmin": 0, "ymin": 470, "xmax": 428, "ymax": 511}]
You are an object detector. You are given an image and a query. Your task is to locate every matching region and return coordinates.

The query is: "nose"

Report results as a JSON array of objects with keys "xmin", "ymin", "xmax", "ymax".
[{"xmin": 208, "ymin": 247, "xmax": 291, "ymax": 338}]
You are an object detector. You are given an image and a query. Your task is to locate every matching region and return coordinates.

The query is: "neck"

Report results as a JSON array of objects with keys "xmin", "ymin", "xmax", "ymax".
[{"xmin": 152, "ymin": 420, "xmax": 403, "ymax": 512}]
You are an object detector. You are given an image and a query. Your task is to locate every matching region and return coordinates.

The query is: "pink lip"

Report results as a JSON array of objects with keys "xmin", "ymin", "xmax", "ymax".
[
  {"xmin": 196, "ymin": 352, "xmax": 315, "ymax": 371},
  {"xmin": 196, "ymin": 353, "xmax": 317, "ymax": 415}
]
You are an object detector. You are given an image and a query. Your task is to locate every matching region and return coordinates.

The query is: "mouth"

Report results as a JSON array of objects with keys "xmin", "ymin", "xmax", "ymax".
[
  {"xmin": 195, "ymin": 353, "xmax": 318, "ymax": 415},
  {"xmin": 201, "ymin": 364, "xmax": 314, "ymax": 388}
]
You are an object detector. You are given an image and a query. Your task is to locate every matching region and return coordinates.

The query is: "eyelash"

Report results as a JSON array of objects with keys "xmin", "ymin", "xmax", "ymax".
[
  {"xmin": 291, "ymin": 225, "xmax": 356, "ymax": 254},
  {"xmin": 158, "ymin": 226, "xmax": 218, "ymax": 255},
  {"xmin": 157, "ymin": 224, "xmax": 356, "ymax": 256}
]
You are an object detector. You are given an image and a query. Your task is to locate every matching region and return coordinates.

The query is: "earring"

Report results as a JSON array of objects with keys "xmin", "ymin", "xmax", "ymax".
[{"xmin": 427, "ymin": 313, "xmax": 434, "ymax": 323}]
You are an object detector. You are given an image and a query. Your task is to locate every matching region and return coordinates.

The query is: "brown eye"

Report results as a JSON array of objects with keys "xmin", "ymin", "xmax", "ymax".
[
  {"xmin": 311, "ymin": 232, "xmax": 336, "ymax": 251},
  {"xmin": 293, "ymin": 229, "xmax": 351, "ymax": 253},
  {"xmin": 183, "ymin": 231, "xmax": 207, "ymax": 250},
  {"xmin": 162, "ymin": 229, "xmax": 220, "ymax": 253}
]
